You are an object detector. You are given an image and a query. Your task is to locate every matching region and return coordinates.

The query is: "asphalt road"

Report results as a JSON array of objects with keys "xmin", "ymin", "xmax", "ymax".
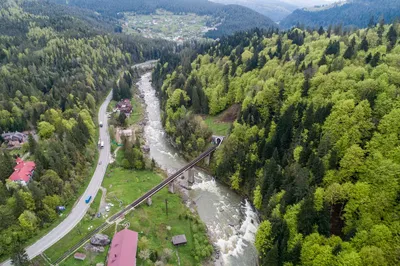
[{"xmin": 1, "ymin": 91, "xmax": 112, "ymax": 266}]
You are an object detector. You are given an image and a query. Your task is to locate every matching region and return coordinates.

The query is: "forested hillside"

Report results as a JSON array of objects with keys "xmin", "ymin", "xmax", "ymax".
[
  {"xmin": 0, "ymin": 0, "xmax": 172, "ymax": 258},
  {"xmin": 50, "ymin": 0, "xmax": 277, "ymax": 38},
  {"xmin": 281, "ymin": 0, "xmax": 400, "ymax": 29},
  {"xmin": 153, "ymin": 22, "xmax": 400, "ymax": 265},
  {"xmin": 210, "ymin": 0, "xmax": 298, "ymax": 22}
]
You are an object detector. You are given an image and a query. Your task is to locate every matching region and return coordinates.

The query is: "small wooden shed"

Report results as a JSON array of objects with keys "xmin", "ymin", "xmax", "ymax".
[
  {"xmin": 74, "ymin": 252, "xmax": 86, "ymax": 261},
  {"xmin": 172, "ymin": 234, "xmax": 187, "ymax": 246}
]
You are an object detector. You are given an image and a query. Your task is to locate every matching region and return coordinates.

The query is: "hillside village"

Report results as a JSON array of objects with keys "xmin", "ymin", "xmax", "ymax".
[{"xmin": 122, "ymin": 9, "xmax": 217, "ymax": 42}]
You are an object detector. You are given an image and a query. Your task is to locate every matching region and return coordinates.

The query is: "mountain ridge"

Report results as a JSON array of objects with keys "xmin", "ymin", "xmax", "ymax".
[
  {"xmin": 281, "ymin": 0, "xmax": 400, "ymax": 29},
  {"xmin": 48, "ymin": 0, "xmax": 278, "ymax": 38}
]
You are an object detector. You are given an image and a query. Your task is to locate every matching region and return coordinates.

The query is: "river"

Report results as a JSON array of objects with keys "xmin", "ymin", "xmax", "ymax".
[{"xmin": 137, "ymin": 72, "xmax": 259, "ymax": 266}]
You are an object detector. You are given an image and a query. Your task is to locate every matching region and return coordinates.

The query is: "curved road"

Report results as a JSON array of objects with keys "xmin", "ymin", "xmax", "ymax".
[{"xmin": 1, "ymin": 91, "xmax": 112, "ymax": 266}]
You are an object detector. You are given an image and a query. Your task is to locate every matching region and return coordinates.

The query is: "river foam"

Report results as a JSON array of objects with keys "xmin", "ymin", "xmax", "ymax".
[{"xmin": 138, "ymin": 72, "xmax": 259, "ymax": 266}]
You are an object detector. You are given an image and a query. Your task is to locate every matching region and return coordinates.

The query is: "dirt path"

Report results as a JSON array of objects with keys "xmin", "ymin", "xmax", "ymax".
[{"xmin": 98, "ymin": 187, "xmax": 107, "ymax": 214}]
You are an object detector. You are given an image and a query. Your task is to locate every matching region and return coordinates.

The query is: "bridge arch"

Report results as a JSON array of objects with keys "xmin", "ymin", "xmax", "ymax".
[{"xmin": 212, "ymin": 135, "xmax": 225, "ymax": 147}]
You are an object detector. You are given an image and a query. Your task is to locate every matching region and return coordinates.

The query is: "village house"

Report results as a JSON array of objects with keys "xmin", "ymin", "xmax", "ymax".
[
  {"xmin": 9, "ymin": 158, "xmax": 36, "ymax": 186},
  {"xmin": 107, "ymin": 229, "xmax": 138, "ymax": 266},
  {"xmin": 1, "ymin": 131, "xmax": 27, "ymax": 148},
  {"xmin": 115, "ymin": 99, "xmax": 133, "ymax": 116}
]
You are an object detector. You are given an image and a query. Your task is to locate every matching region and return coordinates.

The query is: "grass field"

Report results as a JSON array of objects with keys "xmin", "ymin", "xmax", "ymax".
[
  {"xmin": 44, "ymin": 191, "xmax": 104, "ymax": 263},
  {"xmin": 49, "ymin": 167, "xmax": 211, "ymax": 265},
  {"xmin": 128, "ymin": 95, "xmax": 144, "ymax": 125},
  {"xmin": 103, "ymin": 168, "xmax": 212, "ymax": 265},
  {"xmin": 123, "ymin": 9, "xmax": 212, "ymax": 41},
  {"xmin": 204, "ymin": 116, "xmax": 231, "ymax": 136}
]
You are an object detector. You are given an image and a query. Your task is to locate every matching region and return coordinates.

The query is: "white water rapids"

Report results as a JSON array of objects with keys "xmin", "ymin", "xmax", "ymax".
[{"xmin": 138, "ymin": 72, "xmax": 259, "ymax": 265}]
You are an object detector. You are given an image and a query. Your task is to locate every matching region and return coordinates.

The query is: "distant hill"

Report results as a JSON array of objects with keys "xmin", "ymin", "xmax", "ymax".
[
  {"xmin": 50, "ymin": 0, "xmax": 278, "ymax": 37},
  {"xmin": 209, "ymin": 0, "xmax": 298, "ymax": 22},
  {"xmin": 280, "ymin": 0, "xmax": 400, "ymax": 29}
]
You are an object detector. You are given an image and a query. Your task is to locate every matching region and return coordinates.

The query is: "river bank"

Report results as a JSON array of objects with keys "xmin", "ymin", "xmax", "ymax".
[
  {"xmin": 138, "ymin": 72, "xmax": 260, "ymax": 266},
  {"xmin": 41, "ymin": 63, "xmax": 212, "ymax": 266}
]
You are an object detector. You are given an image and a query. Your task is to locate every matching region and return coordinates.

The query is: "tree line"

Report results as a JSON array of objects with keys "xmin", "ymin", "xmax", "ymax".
[
  {"xmin": 153, "ymin": 21, "xmax": 400, "ymax": 265},
  {"xmin": 0, "ymin": 0, "xmax": 174, "ymax": 261},
  {"xmin": 49, "ymin": 0, "xmax": 277, "ymax": 38}
]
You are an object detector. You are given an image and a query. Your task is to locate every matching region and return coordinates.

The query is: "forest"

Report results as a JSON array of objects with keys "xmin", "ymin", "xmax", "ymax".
[
  {"xmin": 281, "ymin": 0, "xmax": 400, "ymax": 30},
  {"xmin": 0, "ymin": 0, "xmax": 172, "ymax": 260},
  {"xmin": 152, "ymin": 21, "xmax": 400, "ymax": 265},
  {"xmin": 49, "ymin": 0, "xmax": 277, "ymax": 38}
]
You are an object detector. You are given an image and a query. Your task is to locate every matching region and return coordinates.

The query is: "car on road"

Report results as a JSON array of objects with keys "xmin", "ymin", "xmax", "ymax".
[
  {"xmin": 99, "ymin": 161, "xmax": 102, "ymax": 165},
  {"xmin": 85, "ymin": 195, "xmax": 92, "ymax": 204}
]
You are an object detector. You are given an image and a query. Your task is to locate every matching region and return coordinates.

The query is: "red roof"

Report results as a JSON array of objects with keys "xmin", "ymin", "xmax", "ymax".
[
  {"xmin": 9, "ymin": 158, "xmax": 35, "ymax": 183},
  {"xmin": 107, "ymin": 229, "xmax": 138, "ymax": 266}
]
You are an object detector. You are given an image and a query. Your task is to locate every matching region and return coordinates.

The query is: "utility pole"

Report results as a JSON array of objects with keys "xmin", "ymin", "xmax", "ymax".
[{"xmin": 165, "ymin": 199, "xmax": 168, "ymax": 217}]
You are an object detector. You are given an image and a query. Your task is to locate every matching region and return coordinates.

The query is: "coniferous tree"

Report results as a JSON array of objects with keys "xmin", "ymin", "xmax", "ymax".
[
  {"xmin": 359, "ymin": 37, "xmax": 369, "ymax": 52},
  {"xmin": 245, "ymin": 51, "xmax": 259, "ymax": 72},
  {"xmin": 118, "ymin": 112, "xmax": 127, "ymax": 127},
  {"xmin": 258, "ymin": 55, "xmax": 267, "ymax": 68},
  {"xmin": 230, "ymin": 62, "xmax": 237, "ymax": 76},
  {"xmin": 365, "ymin": 53, "xmax": 373, "ymax": 64},
  {"xmin": 343, "ymin": 39, "xmax": 356, "ymax": 59},
  {"xmin": 318, "ymin": 26, "xmax": 325, "ymax": 35},
  {"xmin": 0, "ymin": 152, "xmax": 14, "ymax": 182},
  {"xmin": 223, "ymin": 63, "xmax": 229, "ymax": 76},
  {"xmin": 370, "ymin": 52, "xmax": 381, "ymax": 67},
  {"xmin": 191, "ymin": 87, "xmax": 201, "ymax": 113},
  {"xmin": 377, "ymin": 18, "xmax": 385, "ymax": 44},
  {"xmin": 28, "ymin": 134, "xmax": 36, "ymax": 154},
  {"xmin": 325, "ymin": 40, "xmax": 340, "ymax": 55},
  {"xmin": 11, "ymin": 241, "xmax": 29, "ymax": 266},
  {"xmin": 318, "ymin": 54, "xmax": 327, "ymax": 66},
  {"xmin": 387, "ymin": 25, "xmax": 398, "ymax": 48}
]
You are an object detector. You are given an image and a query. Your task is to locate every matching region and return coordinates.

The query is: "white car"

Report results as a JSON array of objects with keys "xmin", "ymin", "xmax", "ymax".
[{"xmin": 105, "ymin": 206, "xmax": 110, "ymax": 212}]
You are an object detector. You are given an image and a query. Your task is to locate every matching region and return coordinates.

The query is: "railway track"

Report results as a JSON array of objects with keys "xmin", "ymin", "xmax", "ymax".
[{"xmin": 53, "ymin": 145, "xmax": 217, "ymax": 265}]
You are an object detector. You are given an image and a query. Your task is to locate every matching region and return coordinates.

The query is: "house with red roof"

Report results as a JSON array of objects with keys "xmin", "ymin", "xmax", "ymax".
[
  {"xmin": 9, "ymin": 157, "xmax": 35, "ymax": 186},
  {"xmin": 115, "ymin": 99, "xmax": 133, "ymax": 116},
  {"xmin": 107, "ymin": 229, "xmax": 138, "ymax": 266}
]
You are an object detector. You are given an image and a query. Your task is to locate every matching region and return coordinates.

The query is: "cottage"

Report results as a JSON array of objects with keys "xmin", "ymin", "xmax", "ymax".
[
  {"xmin": 115, "ymin": 99, "xmax": 133, "ymax": 116},
  {"xmin": 172, "ymin": 234, "xmax": 187, "ymax": 246},
  {"xmin": 9, "ymin": 158, "xmax": 35, "ymax": 186},
  {"xmin": 1, "ymin": 131, "xmax": 27, "ymax": 148},
  {"xmin": 107, "ymin": 229, "xmax": 138, "ymax": 266}
]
